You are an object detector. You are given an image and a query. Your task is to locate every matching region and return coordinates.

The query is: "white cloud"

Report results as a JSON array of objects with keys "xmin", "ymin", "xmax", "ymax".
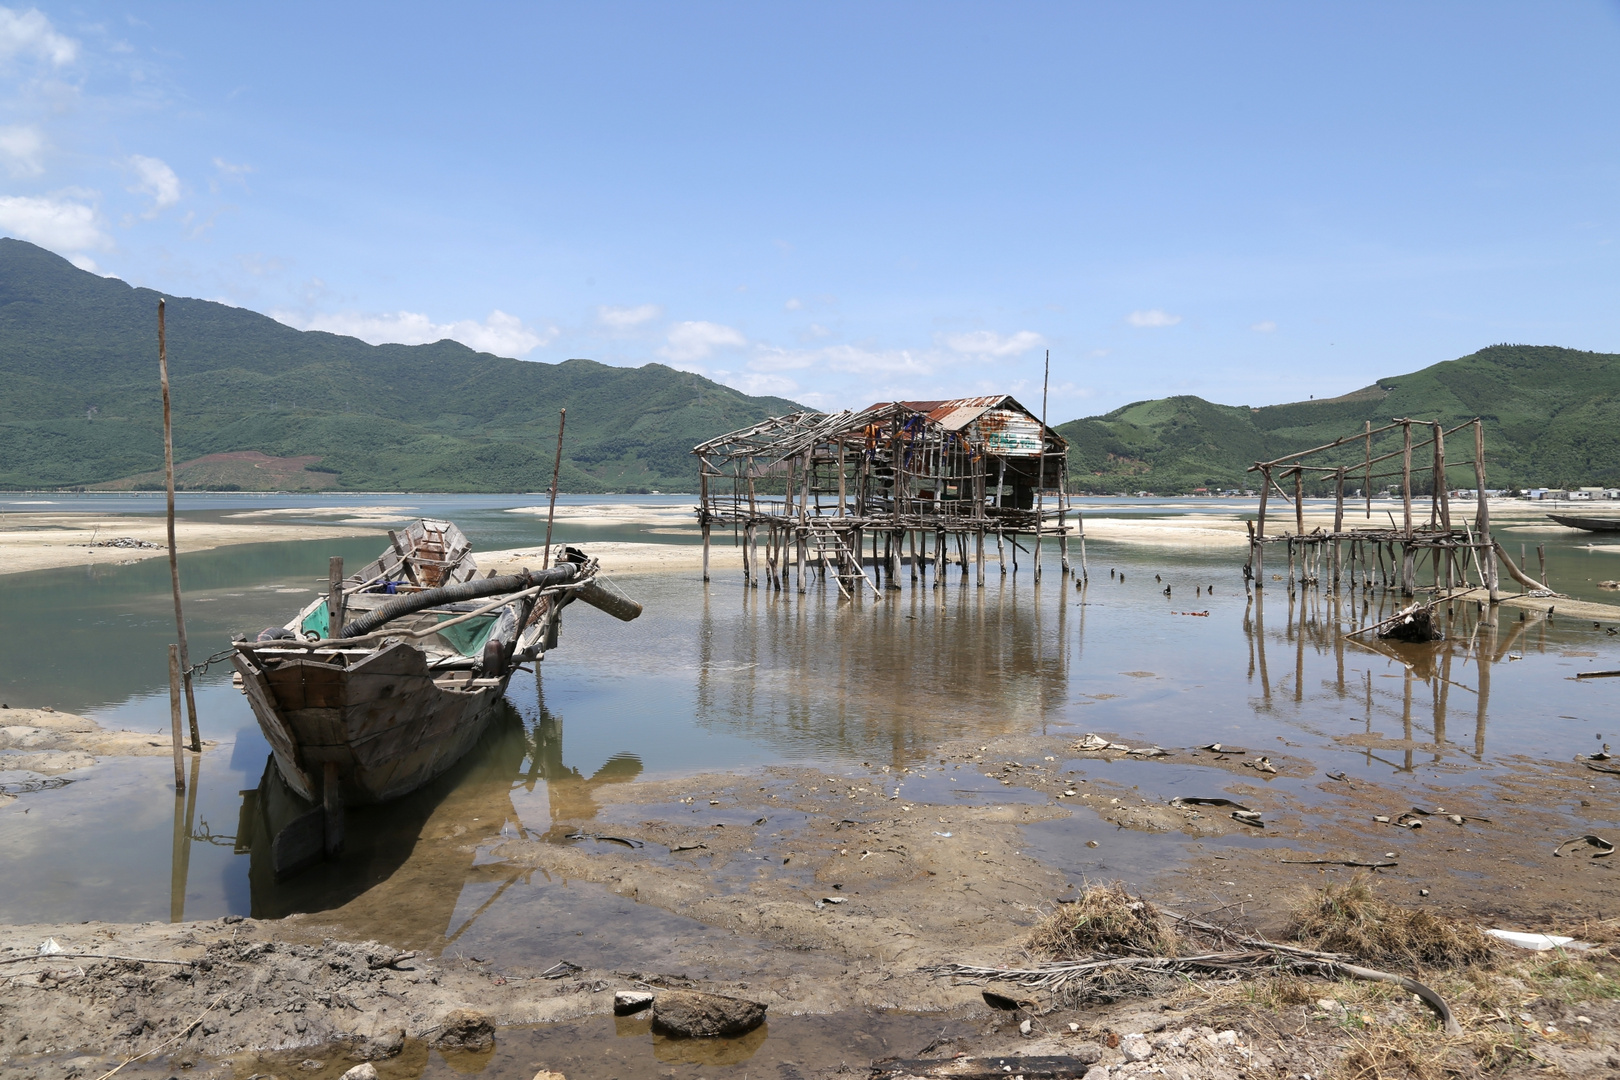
[
  {"xmin": 784, "ymin": 297, "xmax": 802, "ymax": 311},
  {"xmin": 718, "ymin": 372, "xmax": 802, "ymax": 398},
  {"xmin": 751, "ymin": 343, "xmax": 935, "ymax": 377},
  {"xmin": 67, "ymin": 252, "xmax": 97, "ymax": 272},
  {"xmin": 940, "ymin": 329, "xmax": 1045, "ymax": 357},
  {"xmin": 127, "ymin": 155, "xmax": 180, "ymax": 216},
  {"xmin": 1250, "ymin": 320, "xmax": 1277, "ymax": 333},
  {"xmin": 0, "ymin": 192, "xmax": 108, "ymax": 251},
  {"xmin": 274, "ymin": 308, "xmax": 556, "ymax": 357},
  {"xmin": 211, "ymin": 157, "xmax": 253, "ymax": 192},
  {"xmin": 1127, "ymin": 309, "xmax": 1181, "ymax": 328},
  {"xmin": 0, "ymin": 124, "xmax": 43, "ymax": 176},
  {"xmin": 596, "ymin": 303, "xmax": 661, "ymax": 330},
  {"xmin": 0, "ymin": 7, "xmax": 77, "ymax": 67},
  {"xmin": 659, "ymin": 320, "xmax": 747, "ymax": 363}
]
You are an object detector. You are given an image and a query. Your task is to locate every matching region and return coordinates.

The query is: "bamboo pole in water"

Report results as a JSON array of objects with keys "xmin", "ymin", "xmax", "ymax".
[
  {"xmin": 158, "ymin": 301, "xmax": 200, "ymax": 752},
  {"xmin": 543, "ymin": 408, "xmax": 566, "ymax": 569},
  {"xmin": 167, "ymin": 644, "xmax": 185, "ymax": 791}
]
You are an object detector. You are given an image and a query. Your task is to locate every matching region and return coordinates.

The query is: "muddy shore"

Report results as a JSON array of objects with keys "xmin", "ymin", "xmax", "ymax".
[{"xmin": 7, "ymin": 723, "xmax": 1620, "ymax": 1077}]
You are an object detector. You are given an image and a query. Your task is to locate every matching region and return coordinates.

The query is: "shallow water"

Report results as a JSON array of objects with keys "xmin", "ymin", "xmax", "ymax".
[{"xmin": 3, "ymin": 503, "xmax": 1619, "ymax": 962}]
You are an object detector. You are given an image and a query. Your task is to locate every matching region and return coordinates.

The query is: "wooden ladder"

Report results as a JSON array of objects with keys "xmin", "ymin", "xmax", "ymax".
[{"xmin": 803, "ymin": 521, "xmax": 879, "ymax": 600}]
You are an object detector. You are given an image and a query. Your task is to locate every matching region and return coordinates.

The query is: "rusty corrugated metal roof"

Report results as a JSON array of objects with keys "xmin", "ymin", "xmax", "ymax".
[{"xmin": 862, "ymin": 395, "xmax": 1022, "ymax": 430}]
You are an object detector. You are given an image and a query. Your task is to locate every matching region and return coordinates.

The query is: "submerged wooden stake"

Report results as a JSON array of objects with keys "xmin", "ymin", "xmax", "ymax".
[{"xmin": 158, "ymin": 300, "xmax": 200, "ymax": 752}]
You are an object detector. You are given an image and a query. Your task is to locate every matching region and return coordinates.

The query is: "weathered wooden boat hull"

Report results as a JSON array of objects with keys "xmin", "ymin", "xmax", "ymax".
[
  {"xmin": 1548, "ymin": 513, "xmax": 1620, "ymax": 533},
  {"xmin": 239, "ymin": 702, "xmax": 527, "ymax": 912},
  {"xmin": 232, "ymin": 640, "xmax": 511, "ymax": 806}
]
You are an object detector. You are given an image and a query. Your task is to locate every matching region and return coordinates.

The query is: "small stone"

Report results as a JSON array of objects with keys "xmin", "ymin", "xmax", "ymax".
[
  {"xmin": 338, "ymin": 1066, "xmax": 378, "ymax": 1080},
  {"xmin": 1213, "ymin": 1030, "xmax": 1239, "ymax": 1046},
  {"xmin": 1069, "ymin": 1023, "xmax": 1080, "ymax": 1032},
  {"xmin": 1085, "ymin": 840, "xmax": 1099, "ymax": 848},
  {"xmin": 1019, "ymin": 1019, "xmax": 1032, "ymax": 1035},
  {"xmin": 1082, "ymin": 1068, "xmax": 1109, "ymax": 1080},
  {"xmin": 1121, "ymin": 1034, "xmax": 1152, "ymax": 1062},
  {"xmin": 300, "ymin": 1061, "xmax": 324, "ymax": 1072},
  {"xmin": 432, "ymin": 1008, "xmax": 494, "ymax": 1052},
  {"xmin": 1419, "ymin": 889, "xmax": 1429, "ymax": 897},
  {"xmin": 614, "ymin": 990, "xmax": 655, "ymax": 1015},
  {"xmin": 1577, "ymin": 1016, "xmax": 1592, "ymax": 1024},
  {"xmin": 650, "ymin": 989, "xmax": 767, "ymax": 1038},
  {"xmin": 532, "ymin": 1072, "xmax": 567, "ymax": 1080}
]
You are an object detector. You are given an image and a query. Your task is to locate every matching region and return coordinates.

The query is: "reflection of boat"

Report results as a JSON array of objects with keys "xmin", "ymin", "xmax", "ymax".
[
  {"xmin": 237, "ymin": 701, "xmax": 530, "ymax": 941},
  {"xmin": 230, "ymin": 518, "xmax": 641, "ymax": 876},
  {"xmin": 1548, "ymin": 513, "xmax": 1620, "ymax": 533}
]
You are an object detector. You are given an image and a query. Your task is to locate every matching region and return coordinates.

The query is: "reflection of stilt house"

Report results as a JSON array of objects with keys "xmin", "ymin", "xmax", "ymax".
[{"xmin": 692, "ymin": 395, "xmax": 1084, "ymax": 596}]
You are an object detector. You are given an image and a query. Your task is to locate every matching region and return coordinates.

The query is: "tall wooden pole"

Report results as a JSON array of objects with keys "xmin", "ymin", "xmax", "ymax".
[
  {"xmin": 158, "ymin": 300, "xmax": 200, "ymax": 752},
  {"xmin": 1401, "ymin": 421, "xmax": 1413, "ymax": 537},
  {"xmin": 1034, "ymin": 350, "xmax": 1049, "ymax": 581},
  {"xmin": 1473, "ymin": 420, "xmax": 1498, "ymax": 602},
  {"xmin": 542, "ymin": 408, "xmax": 566, "ymax": 569},
  {"xmin": 1254, "ymin": 465, "xmax": 1270, "ymax": 588},
  {"xmin": 1363, "ymin": 420, "xmax": 1372, "ymax": 518}
]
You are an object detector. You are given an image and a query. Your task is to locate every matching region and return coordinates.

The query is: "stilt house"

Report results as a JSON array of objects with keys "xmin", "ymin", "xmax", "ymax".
[{"xmin": 692, "ymin": 395, "xmax": 1081, "ymax": 595}]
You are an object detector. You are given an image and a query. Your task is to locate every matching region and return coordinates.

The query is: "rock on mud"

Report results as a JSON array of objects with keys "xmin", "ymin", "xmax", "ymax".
[
  {"xmin": 432, "ymin": 1008, "xmax": 495, "ymax": 1051},
  {"xmin": 614, "ymin": 990, "xmax": 655, "ymax": 1015},
  {"xmin": 650, "ymin": 989, "xmax": 766, "ymax": 1037},
  {"xmin": 338, "ymin": 1066, "xmax": 378, "ymax": 1080}
]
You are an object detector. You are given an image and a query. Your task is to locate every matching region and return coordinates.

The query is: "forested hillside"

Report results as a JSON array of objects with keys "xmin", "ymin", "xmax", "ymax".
[{"xmin": 0, "ymin": 239, "xmax": 799, "ymax": 492}]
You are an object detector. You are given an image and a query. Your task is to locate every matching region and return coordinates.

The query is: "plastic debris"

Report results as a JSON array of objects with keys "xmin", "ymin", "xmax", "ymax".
[
  {"xmin": 36, "ymin": 938, "xmax": 63, "ymax": 956},
  {"xmin": 1554, "ymin": 834, "xmax": 1615, "ymax": 859},
  {"xmin": 1485, "ymin": 929, "xmax": 1592, "ymax": 951}
]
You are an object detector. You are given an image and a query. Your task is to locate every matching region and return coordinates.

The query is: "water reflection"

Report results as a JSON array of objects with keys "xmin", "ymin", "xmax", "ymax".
[
  {"xmin": 521, "ymin": 678, "xmax": 642, "ymax": 842},
  {"xmin": 1241, "ymin": 584, "xmax": 1574, "ymax": 769},
  {"xmin": 223, "ymin": 683, "xmax": 649, "ymax": 951},
  {"xmin": 693, "ymin": 574, "xmax": 1070, "ymax": 760}
]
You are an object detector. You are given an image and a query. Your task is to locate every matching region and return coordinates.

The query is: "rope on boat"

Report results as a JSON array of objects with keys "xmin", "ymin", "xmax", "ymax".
[{"xmin": 186, "ymin": 647, "xmax": 239, "ymax": 679}]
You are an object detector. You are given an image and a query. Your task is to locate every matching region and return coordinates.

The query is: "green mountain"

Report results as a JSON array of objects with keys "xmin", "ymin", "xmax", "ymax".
[
  {"xmin": 0, "ymin": 238, "xmax": 800, "ymax": 492},
  {"xmin": 1057, "ymin": 345, "xmax": 1620, "ymax": 495}
]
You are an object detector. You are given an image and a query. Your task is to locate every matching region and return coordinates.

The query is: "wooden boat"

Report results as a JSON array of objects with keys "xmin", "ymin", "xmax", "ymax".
[
  {"xmin": 1548, "ymin": 513, "xmax": 1620, "ymax": 533},
  {"xmin": 231, "ymin": 518, "xmax": 640, "ymax": 874}
]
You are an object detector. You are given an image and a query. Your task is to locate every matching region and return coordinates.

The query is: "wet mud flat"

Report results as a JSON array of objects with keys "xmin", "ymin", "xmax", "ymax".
[
  {"xmin": 10, "ymin": 721, "xmax": 1620, "ymax": 1079},
  {"xmin": 9, "ymin": 524, "xmax": 1620, "ymax": 1077}
]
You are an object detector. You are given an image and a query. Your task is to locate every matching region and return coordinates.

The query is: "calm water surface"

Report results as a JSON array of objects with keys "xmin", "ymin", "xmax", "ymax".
[{"xmin": 3, "ymin": 498, "xmax": 1619, "ymax": 945}]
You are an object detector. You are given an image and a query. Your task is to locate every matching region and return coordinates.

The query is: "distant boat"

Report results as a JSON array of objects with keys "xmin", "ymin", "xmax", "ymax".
[{"xmin": 1548, "ymin": 513, "xmax": 1620, "ymax": 533}]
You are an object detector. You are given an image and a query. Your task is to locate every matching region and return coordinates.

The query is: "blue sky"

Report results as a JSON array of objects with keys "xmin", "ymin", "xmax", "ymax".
[{"xmin": 0, "ymin": 3, "xmax": 1616, "ymax": 419}]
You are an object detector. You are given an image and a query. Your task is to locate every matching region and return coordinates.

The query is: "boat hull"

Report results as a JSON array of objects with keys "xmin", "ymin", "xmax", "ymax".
[
  {"xmin": 1548, "ymin": 513, "xmax": 1620, "ymax": 533},
  {"xmin": 232, "ymin": 640, "xmax": 512, "ymax": 805}
]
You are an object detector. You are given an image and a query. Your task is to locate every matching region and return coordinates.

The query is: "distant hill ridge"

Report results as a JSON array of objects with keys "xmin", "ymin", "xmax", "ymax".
[
  {"xmin": 1, "ymin": 237, "xmax": 1613, "ymax": 494},
  {"xmin": 1056, "ymin": 344, "xmax": 1620, "ymax": 493},
  {"xmin": 0, "ymin": 238, "xmax": 800, "ymax": 492}
]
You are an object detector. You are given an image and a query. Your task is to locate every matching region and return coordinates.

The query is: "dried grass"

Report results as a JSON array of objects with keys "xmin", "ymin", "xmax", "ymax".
[
  {"xmin": 1027, "ymin": 883, "xmax": 1178, "ymax": 959},
  {"xmin": 1286, "ymin": 876, "xmax": 1496, "ymax": 971}
]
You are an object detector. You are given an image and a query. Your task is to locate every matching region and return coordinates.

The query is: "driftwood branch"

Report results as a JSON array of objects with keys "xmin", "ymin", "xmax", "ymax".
[
  {"xmin": 0, "ymin": 952, "xmax": 219, "ymax": 968},
  {"xmin": 936, "ymin": 907, "xmax": 1462, "ymax": 1036}
]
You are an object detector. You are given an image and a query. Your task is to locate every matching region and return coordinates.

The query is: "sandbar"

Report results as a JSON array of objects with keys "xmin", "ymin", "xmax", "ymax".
[{"xmin": 0, "ymin": 513, "xmax": 382, "ymax": 577}]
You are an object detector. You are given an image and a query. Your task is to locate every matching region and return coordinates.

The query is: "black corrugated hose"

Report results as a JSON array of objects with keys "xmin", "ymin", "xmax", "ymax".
[{"xmin": 338, "ymin": 565, "xmax": 579, "ymax": 638}]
